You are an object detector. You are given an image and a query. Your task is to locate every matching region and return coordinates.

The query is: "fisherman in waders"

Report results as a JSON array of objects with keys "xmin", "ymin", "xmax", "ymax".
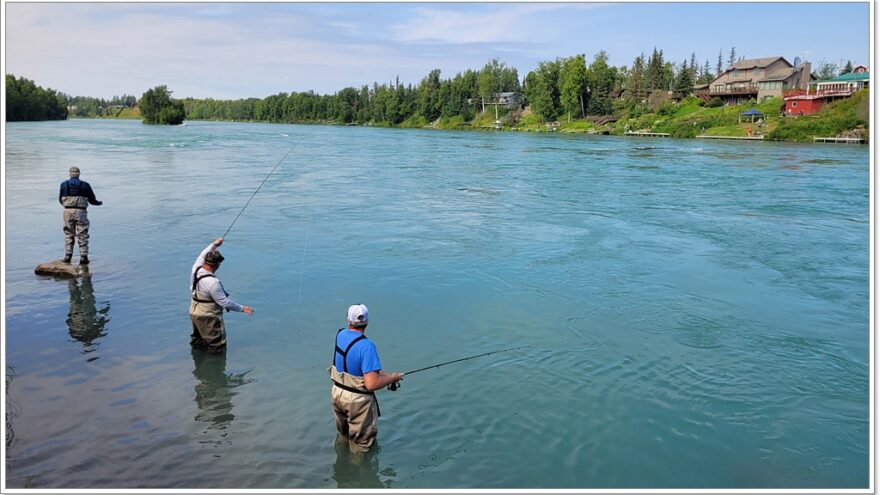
[
  {"xmin": 190, "ymin": 238, "xmax": 254, "ymax": 352},
  {"xmin": 330, "ymin": 304, "xmax": 403, "ymax": 453},
  {"xmin": 59, "ymin": 166, "xmax": 102, "ymax": 264}
]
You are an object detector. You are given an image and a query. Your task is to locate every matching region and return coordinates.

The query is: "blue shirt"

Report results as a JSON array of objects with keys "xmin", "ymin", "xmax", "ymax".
[
  {"xmin": 59, "ymin": 177, "xmax": 102, "ymax": 205},
  {"xmin": 333, "ymin": 329, "xmax": 382, "ymax": 377}
]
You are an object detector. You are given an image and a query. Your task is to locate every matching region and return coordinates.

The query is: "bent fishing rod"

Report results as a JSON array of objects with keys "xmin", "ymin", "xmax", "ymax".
[
  {"xmin": 222, "ymin": 131, "xmax": 312, "ymax": 239},
  {"xmin": 387, "ymin": 345, "xmax": 530, "ymax": 391}
]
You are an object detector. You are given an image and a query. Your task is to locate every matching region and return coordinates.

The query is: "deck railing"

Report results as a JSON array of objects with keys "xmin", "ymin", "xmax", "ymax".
[
  {"xmin": 783, "ymin": 88, "xmax": 855, "ymax": 98},
  {"xmin": 695, "ymin": 84, "xmax": 759, "ymax": 96}
]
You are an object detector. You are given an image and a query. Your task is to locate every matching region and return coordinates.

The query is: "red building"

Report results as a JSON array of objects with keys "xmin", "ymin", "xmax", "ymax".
[
  {"xmin": 783, "ymin": 92, "xmax": 826, "ymax": 116},
  {"xmin": 783, "ymin": 71, "xmax": 869, "ymax": 116}
]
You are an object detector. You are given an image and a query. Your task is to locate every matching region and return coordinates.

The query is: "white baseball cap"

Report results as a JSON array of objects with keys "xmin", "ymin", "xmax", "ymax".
[{"xmin": 347, "ymin": 304, "xmax": 369, "ymax": 324}]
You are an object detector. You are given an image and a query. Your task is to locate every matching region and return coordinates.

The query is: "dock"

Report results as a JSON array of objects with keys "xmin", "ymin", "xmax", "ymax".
[
  {"xmin": 624, "ymin": 131, "xmax": 670, "ymax": 138},
  {"xmin": 813, "ymin": 137, "xmax": 866, "ymax": 144},
  {"xmin": 696, "ymin": 135, "xmax": 764, "ymax": 140}
]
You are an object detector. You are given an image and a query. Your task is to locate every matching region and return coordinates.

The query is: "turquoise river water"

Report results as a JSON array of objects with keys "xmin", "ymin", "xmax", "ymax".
[{"xmin": 3, "ymin": 119, "xmax": 870, "ymax": 488}]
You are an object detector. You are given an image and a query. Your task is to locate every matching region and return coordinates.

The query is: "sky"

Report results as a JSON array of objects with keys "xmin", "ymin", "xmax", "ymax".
[{"xmin": 2, "ymin": 1, "xmax": 872, "ymax": 100}]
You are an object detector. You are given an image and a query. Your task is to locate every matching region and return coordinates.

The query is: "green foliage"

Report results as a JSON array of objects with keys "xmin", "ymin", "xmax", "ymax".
[
  {"xmin": 815, "ymin": 59, "xmax": 839, "ymax": 80},
  {"xmin": 523, "ymin": 59, "xmax": 562, "ymax": 122},
  {"xmin": 5, "ymin": 74, "xmax": 68, "ymax": 121},
  {"xmin": 586, "ymin": 51, "xmax": 617, "ymax": 115},
  {"xmin": 707, "ymin": 97, "xmax": 724, "ymax": 107},
  {"xmin": 560, "ymin": 55, "xmax": 588, "ymax": 121},
  {"xmin": 139, "ymin": 85, "xmax": 185, "ymax": 125}
]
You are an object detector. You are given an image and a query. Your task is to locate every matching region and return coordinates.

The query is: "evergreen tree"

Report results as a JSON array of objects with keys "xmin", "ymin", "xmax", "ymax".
[
  {"xmin": 716, "ymin": 49, "xmax": 723, "ymax": 76},
  {"xmin": 674, "ymin": 58, "xmax": 694, "ymax": 94},
  {"xmin": 728, "ymin": 47, "xmax": 737, "ymax": 68},
  {"xmin": 417, "ymin": 69, "xmax": 442, "ymax": 122},
  {"xmin": 586, "ymin": 51, "xmax": 617, "ymax": 115},
  {"xmin": 841, "ymin": 60, "xmax": 854, "ymax": 75},
  {"xmin": 627, "ymin": 54, "xmax": 647, "ymax": 101}
]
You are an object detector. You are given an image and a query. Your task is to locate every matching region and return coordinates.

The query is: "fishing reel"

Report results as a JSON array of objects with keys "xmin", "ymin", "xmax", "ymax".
[{"xmin": 387, "ymin": 381, "xmax": 400, "ymax": 392}]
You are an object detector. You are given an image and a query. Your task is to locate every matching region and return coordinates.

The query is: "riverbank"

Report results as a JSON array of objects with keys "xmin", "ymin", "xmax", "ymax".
[
  {"xmin": 71, "ymin": 89, "xmax": 869, "ymax": 144},
  {"xmin": 440, "ymin": 90, "xmax": 869, "ymax": 143}
]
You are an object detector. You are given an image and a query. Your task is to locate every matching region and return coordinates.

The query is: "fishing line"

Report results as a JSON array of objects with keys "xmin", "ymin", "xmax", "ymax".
[
  {"xmin": 388, "ymin": 345, "xmax": 531, "ymax": 390},
  {"xmin": 222, "ymin": 131, "xmax": 312, "ymax": 239}
]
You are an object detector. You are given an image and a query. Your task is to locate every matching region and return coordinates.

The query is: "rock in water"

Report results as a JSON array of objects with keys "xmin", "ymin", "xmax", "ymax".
[{"xmin": 34, "ymin": 260, "xmax": 88, "ymax": 278}]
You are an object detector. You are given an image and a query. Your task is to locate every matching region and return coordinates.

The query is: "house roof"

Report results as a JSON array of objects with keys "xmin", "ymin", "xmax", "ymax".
[
  {"xmin": 732, "ymin": 56, "xmax": 787, "ymax": 70},
  {"xmin": 815, "ymin": 72, "xmax": 870, "ymax": 83},
  {"xmin": 759, "ymin": 72, "xmax": 796, "ymax": 82}
]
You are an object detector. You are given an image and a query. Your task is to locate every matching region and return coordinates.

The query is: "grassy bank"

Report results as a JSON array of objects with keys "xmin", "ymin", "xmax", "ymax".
[{"xmin": 421, "ymin": 90, "xmax": 869, "ymax": 142}]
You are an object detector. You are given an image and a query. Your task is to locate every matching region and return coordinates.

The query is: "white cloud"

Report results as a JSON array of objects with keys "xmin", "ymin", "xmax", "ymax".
[{"xmin": 389, "ymin": 3, "xmax": 604, "ymax": 45}]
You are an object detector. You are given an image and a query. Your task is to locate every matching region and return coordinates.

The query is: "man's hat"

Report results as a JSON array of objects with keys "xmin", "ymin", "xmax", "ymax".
[
  {"xmin": 347, "ymin": 304, "xmax": 369, "ymax": 324},
  {"xmin": 205, "ymin": 250, "xmax": 225, "ymax": 266},
  {"xmin": 69, "ymin": 166, "xmax": 80, "ymax": 176}
]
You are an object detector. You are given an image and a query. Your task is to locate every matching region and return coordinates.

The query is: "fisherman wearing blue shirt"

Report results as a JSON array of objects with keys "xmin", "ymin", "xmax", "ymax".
[
  {"xmin": 330, "ymin": 304, "xmax": 403, "ymax": 453},
  {"xmin": 190, "ymin": 238, "xmax": 254, "ymax": 353},
  {"xmin": 59, "ymin": 166, "xmax": 102, "ymax": 264}
]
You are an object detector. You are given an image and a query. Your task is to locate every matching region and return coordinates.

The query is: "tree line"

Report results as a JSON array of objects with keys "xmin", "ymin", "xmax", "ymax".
[
  {"xmin": 7, "ymin": 46, "xmax": 860, "ymax": 124},
  {"xmin": 5, "ymin": 75, "xmax": 68, "ymax": 121},
  {"xmin": 181, "ymin": 48, "xmax": 722, "ymax": 125}
]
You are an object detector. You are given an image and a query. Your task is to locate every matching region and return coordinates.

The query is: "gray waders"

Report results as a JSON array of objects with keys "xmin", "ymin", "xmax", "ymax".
[
  {"xmin": 61, "ymin": 196, "xmax": 90, "ymax": 256},
  {"xmin": 190, "ymin": 271, "xmax": 227, "ymax": 352}
]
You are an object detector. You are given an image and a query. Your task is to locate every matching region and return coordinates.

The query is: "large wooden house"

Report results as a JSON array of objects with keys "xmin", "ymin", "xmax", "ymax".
[{"xmin": 695, "ymin": 56, "xmax": 812, "ymax": 105}]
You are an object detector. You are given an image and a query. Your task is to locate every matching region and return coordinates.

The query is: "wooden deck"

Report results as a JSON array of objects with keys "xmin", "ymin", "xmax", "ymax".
[
  {"xmin": 813, "ymin": 137, "xmax": 866, "ymax": 144},
  {"xmin": 696, "ymin": 135, "xmax": 765, "ymax": 140},
  {"xmin": 624, "ymin": 131, "xmax": 670, "ymax": 137}
]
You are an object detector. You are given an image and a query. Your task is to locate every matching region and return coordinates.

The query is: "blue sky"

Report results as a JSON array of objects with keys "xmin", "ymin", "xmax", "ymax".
[{"xmin": 3, "ymin": 2, "xmax": 871, "ymax": 99}]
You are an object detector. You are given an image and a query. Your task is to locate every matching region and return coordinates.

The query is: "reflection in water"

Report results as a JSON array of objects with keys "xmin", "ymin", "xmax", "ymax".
[
  {"xmin": 66, "ymin": 272, "xmax": 111, "ymax": 361},
  {"xmin": 6, "ymin": 365, "xmax": 18, "ymax": 450},
  {"xmin": 332, "ymin": 437, "xmax": 396, "ymax": 488},
  {"xmin": 191, "ymin": 348, "xmax": 254, "ymax": 446}
]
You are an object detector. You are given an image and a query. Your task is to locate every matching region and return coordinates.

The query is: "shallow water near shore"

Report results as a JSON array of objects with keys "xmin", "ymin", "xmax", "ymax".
[{"xmin": 4, "ymin": 119, "xmax": 869, "ymax": 488}]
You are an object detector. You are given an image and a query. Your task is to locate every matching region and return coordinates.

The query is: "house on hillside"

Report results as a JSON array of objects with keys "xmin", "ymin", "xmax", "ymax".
[
  {"xmin": 783, "ymin": 71, "xmax": 870, "ymax": 116},
  {"xmin": 494, "ymin": 92, "xmax": 524, "ymax": 109},
  {"xmin": 852, "ymin": 64, "xmax": 869, "ymax": 73},
  {"xmin": 695, "ymin": 56, "xmax": 812, "ymax": 105}
]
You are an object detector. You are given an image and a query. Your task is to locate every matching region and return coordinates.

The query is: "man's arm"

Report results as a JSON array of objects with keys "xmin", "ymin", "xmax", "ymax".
[
  {"xmin": 82, "ymin": 182, "xmax": 102, "ymax": 205},
  {"xmin": 207, "ymin": 280, "xmax": 245, "ymax": 313},
  {"xmin": 59, "ymin": 181, "xmax": 66, "ymax": 205},
  {"xmin": 363, "ymin": 370, "xmax": 403, "ymax": 391},
  {"xmin": 193, "ymin": 238, "xmax": 222, "ymax": 270}
]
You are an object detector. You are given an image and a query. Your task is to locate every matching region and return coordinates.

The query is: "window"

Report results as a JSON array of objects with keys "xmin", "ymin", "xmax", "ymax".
[{"xmin": 792, "ymin": 101, "xmax": 798, "ymax": 107}]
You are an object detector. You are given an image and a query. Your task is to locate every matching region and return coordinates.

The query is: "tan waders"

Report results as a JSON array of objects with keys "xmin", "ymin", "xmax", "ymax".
[
  {"xmin": 329, "ymin": 366, "xmax": 380, "ymax": 453},
  {"xmin": 62, "ymin": 196, "xmax": 90, "ymax": 257},
  {"xmin": 189, "ymin": 300, "xmax": 227, "ymax": 351}
]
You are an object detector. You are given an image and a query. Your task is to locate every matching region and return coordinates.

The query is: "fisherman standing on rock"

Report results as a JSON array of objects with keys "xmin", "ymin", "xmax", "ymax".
[
  {"xmin": 330, "ymin": 304, "xmax": 403, "ymax": 453},
  {"xmin": 190, "ymin": 238, "xmax": 254, "ymax": 352},
  {"xmin": 59, "ymin": 166, "xmax": 102, "ymax": 264}
]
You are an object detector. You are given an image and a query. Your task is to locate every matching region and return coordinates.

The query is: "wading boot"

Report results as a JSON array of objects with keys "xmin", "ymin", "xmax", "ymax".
[
  {"xmin": 63, "ymin": 253, "xmax": 72, "ymax": 263},
  {"xmin": 80, "ymin": 255, "xmax": 89, "ymax": 265}
]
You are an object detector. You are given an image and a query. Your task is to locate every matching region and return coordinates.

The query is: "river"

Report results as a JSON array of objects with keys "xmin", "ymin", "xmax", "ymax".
[{"xmin": 3, "ymin": 119, "xmax": 869, "ymax": 488}]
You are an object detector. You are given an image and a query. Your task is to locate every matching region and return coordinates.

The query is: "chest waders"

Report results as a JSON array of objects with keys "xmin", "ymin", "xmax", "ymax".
[
  {"xmin": 191, "ymin": 269, "xmax": 228, "ymax": 315},
  {"xmin": 61, "ymin": 180, "xmax": 89, "ymax": 209},
  {"xmin": 330, "ymin": 329, "xmax": 380, "ymax": 416}
]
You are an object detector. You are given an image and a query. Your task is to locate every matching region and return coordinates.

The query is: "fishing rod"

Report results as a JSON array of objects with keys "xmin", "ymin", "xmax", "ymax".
[
  {"xmin": 387, "ymin": 345, "xmax": 530, "ymax": 391},
  {"xmin": 222, "ymin": 131, "xmax": 312, "ymax": 239}
]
